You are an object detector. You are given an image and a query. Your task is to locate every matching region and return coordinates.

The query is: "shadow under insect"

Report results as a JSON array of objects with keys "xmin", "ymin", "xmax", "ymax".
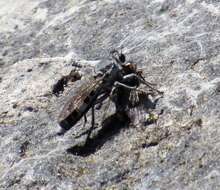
[
  {"xmin": 67, "ymin": 112, "xmax": 130, "ymax": 157},
  {"xmin": 66, "ymin": 93, "xmax": 161, "ymax": 157}
]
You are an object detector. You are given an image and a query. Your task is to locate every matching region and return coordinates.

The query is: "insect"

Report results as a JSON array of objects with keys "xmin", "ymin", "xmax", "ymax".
[
  {"xmin": 57, "ymin": 50, "xmax": 163, "ymax": 137},
  {"xmin": 52, "ymin": 69, "xmax": 82, "ymax": 96}
]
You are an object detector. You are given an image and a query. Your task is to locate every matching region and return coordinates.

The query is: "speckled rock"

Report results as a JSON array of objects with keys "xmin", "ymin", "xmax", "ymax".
[{"xmin": 0, "ymin": 0, "xmax": 220, "ymax": 189}]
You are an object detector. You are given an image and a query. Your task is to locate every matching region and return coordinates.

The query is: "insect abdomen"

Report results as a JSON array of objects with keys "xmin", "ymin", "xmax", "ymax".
[
  {"xmin": 59, "ymin": 109, "xmax": 81, "ymax": 130},
  {"xmin": 58, "ymin": 89, "xmax": 100, "ymax": 131}
]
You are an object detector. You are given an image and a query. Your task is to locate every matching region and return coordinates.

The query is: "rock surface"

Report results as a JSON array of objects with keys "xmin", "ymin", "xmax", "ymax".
[{"xmin": 0, "ymin": 0, "xmax": 220, "ymax": 189}]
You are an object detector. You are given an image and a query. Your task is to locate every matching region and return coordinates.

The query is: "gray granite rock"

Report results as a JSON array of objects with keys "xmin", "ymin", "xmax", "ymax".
[{"xmin": 0, "ymin": 0, "xmax": 220, "ymax": 189}]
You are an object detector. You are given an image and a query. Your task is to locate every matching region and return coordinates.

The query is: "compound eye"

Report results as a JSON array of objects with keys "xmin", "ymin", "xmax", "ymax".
[
  {"xmin": 137, "ymin": 69, "xmax": 142, "ymax": 74},
  {"xmin": 119, "ymin": 53, "xmax": 126, "ymax": 63}
]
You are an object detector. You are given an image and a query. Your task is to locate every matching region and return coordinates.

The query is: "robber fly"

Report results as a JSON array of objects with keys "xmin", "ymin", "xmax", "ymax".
[{"xmin": 57, "ymin": 50, "xmax": 163, "ymax": 136}]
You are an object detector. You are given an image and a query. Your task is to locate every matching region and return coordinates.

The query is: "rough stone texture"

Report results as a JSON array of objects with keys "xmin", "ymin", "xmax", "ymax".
[{"xmin": 0, "ymin": 0, "xmax": 220, "ymax": 189}]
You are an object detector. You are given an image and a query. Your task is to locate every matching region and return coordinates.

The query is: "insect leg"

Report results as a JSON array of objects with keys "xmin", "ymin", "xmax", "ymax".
[
  {"xmin": 141, "ymin": 80, "xmax": 163, "ymax": 94},
  {"xmin": 83, "ymin": 114, "xmax": 87, "ymax": 128},
  {"xmin": 84, "ymin": 114, "xmax": 87, "ymax": 123},
  {"xmin": 123, "ymin": 73, "xmax": 163, "ymax": 94},
  {"xmin": 85, "ymin": 105, "xmax": 95, "ymax": 143},
  {"xmin": 101, "ymin": 97, "xmax": 111, "ymax": 122},
  {"xmin": 91, "ymin": 105, "xmax": 95, "ymax": 130},
  {"xmin": 95, "ymin": 92, "xmax": 110, "ymax": 110},
  {"xmin": 114, "ymin": 81, "xmax": 137, "ymax": 90}
]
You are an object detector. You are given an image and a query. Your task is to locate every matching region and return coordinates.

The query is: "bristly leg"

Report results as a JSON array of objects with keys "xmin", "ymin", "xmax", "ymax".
[
  {"xmin": 101, "ymin": 98, "xmax": 111, "ymax": 122},
  {"xmin": 85, "ymin": 105, "xmax": 95, "ymax": 144},
  {"xmin": 122, "ymin": 73, "xmax": 163, "ymax": 95},
  {"xmin": 83, "ymin": 114, "xmax": 87, "ymax": 128}
]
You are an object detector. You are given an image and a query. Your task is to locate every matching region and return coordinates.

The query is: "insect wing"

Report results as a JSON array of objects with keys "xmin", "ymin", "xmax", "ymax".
[
  {"xmin": 128, "ymin": 89, "xmax": 157, "ymax": 126},
  {"xmin": 58, "ymin": 77, "xmax": 103, "ymax": 130}
]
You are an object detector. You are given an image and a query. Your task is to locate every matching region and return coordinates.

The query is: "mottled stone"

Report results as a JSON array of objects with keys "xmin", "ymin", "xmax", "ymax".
[{"xmin": 0, "ymin": 0, "xmax": 220, "ymax": 189}]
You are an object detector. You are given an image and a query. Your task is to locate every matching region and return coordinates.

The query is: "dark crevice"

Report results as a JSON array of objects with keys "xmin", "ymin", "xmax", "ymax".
[
  {"xmin": 24, "ymin": 106, "xmax": 38, "ymax": 112},
  {"xmin": 142, "ymin": 141, "xmax": 159, "ymax": 148},
  {"xmin": 188, "ymin": 58, "xmax": 205, "ymax": 70},
  {"xmin": 24, "ymin": 106, "xmax": 34, "ymax": 112},
  {"xmin": 19, "ymin": 140, "xmax": 30, "ymax": 157}
]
